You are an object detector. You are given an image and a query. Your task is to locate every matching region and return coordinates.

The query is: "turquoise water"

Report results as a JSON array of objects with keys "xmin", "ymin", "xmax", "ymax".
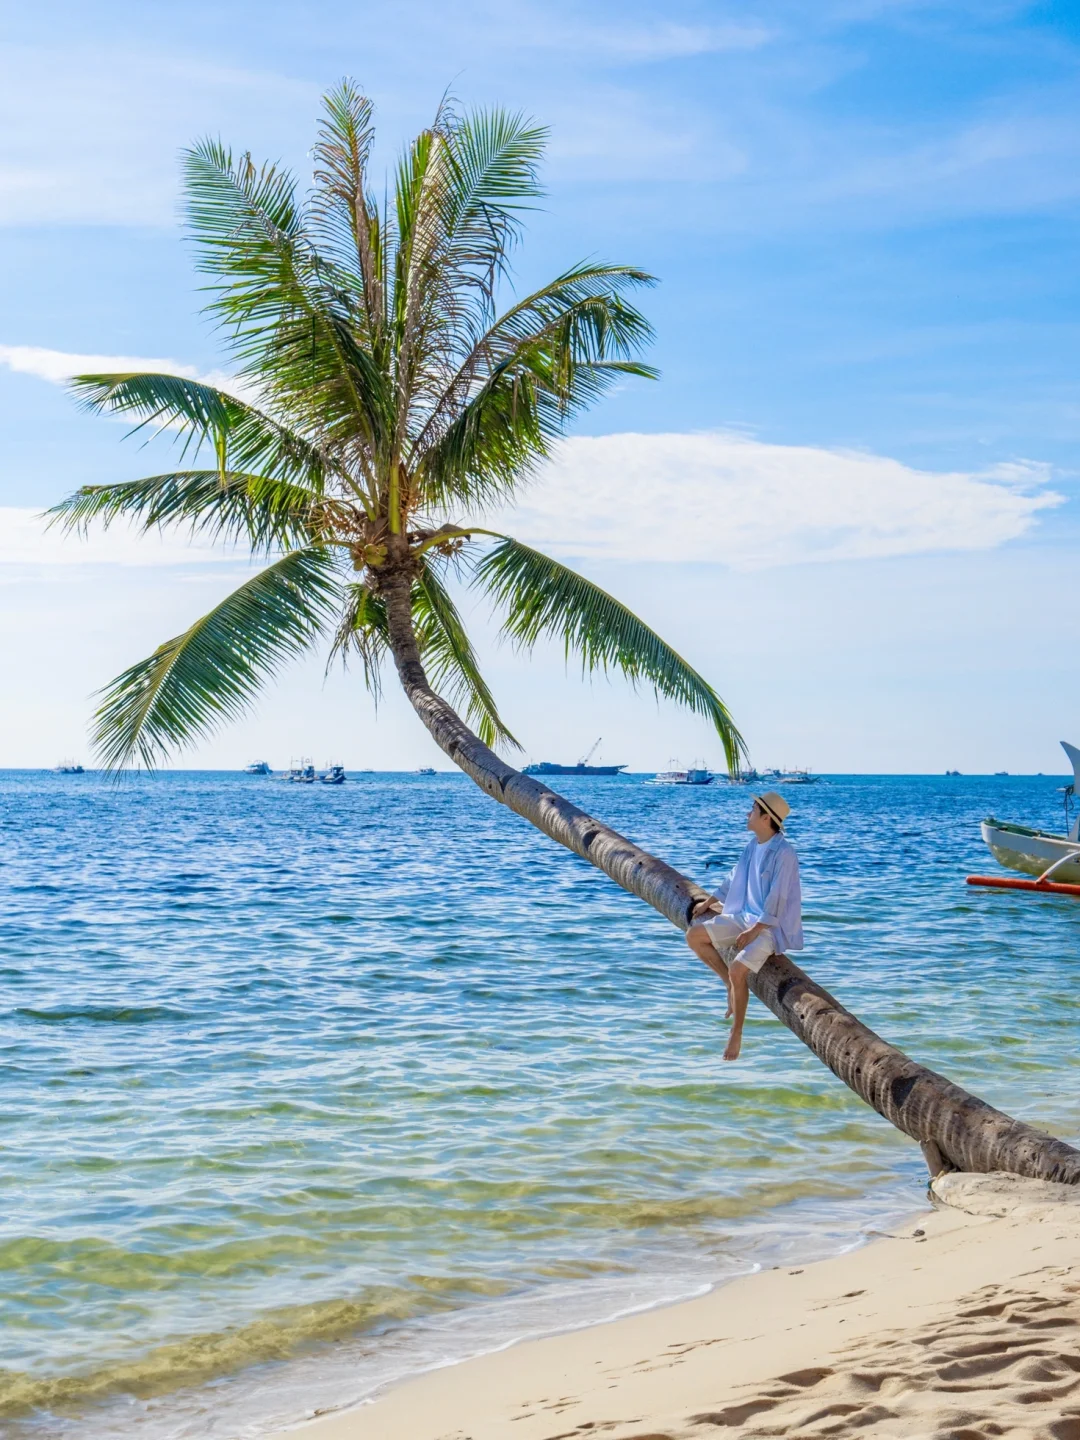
[{"xmin": 1, "ymin": 770, "xmax": 1078, "ymax": 1437}]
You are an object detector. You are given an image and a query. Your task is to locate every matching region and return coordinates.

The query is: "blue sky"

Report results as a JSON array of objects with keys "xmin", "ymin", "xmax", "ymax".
[{"xmin": 2, "ymin": 0, "xmax": 1079, "ymax": 771}]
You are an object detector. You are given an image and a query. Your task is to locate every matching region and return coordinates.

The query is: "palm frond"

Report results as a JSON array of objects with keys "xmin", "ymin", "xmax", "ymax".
[
  {"xmin": 413, "ymin": 561, "xmax": 519, "ymax": 750},
  {"xmin": 327, "ymin": 581, "xmax": 389, "ymax": 697},
  {"xmin": 415, "ymin": 264, "xmax": 657, "ymax": 508},
  {"xmin": 437, "ymin": 108, "xmax": 547, "ymax": 316},
  {"xmin": 473, "ymin": 538, "xmax": 745, "ymax": 772},
  {"xmin": 310, "ymin": 80, "xmax": 386, "ymax": 343},
  {"xmin": 68, "ymin": 372, "xmax": 330, "ymax": 487},
  {"xmin": 48, "ymin": 469, "xmax": 333, "ymax": 553},
  {"xmin": 388, "ymin": 107, "xmax": 550, "ymax": 452},
  {"xmin": 93, "ymin": 548, "xmax": 342, "ymax": 770},
  {"xmin": 183, "ymin": 141, "xmax": 393, "ymax": 464}
]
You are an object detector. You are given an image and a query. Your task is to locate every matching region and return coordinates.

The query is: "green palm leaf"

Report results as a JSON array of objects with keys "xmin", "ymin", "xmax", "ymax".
[
  {"xmin": 49, "ymin": 469, "xmax": 330, "ymax": 553},
  {"xmin": 473, "ymin": 538, "xmax": 745, "ymax": 772},
  {"xmin": 416, "ymin": 264, "xmax": 656, "ymax": 509},
  {"xmin": 68, "ymin": 373, "xmax": 330, "ymax": 488},
  {"xmin": 328, "ymin": 582, "xmax": 390, "ymax": 697},
  {"xmin": 311, "ymin": 82, "xmax": 385, "ymax": 339},
  {"xmin": 413, "ymin": 563, "xmax": 519, "ymax": 750},
  {"xmin": 93, "ymin": 548, "xmax": 341, "ymax": 770},
  {"xmin": 183, "ymin": 140, "xmax": 393, "ymax": 465}
]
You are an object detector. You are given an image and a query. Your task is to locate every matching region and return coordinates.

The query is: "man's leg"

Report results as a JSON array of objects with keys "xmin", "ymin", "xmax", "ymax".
[
  {"xmin": 723, "ymin": 961, "xmax": 750, "ymax": 1061},
  {"xmin": 723, "ymin": 932, "xmax": 776, "ymax": 1061},
  {"xmin": 686, "ymin": 918, "xmax": 740, "ymax": 1017}
]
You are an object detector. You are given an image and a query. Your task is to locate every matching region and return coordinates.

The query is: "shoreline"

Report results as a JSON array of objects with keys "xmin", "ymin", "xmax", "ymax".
[{"xmin": 284, "ymin": 1173, "xmax": 1080, "ymax": 1440}]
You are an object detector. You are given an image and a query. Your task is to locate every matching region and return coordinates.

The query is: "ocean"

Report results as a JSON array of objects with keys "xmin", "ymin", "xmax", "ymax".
[{"xmin": 1, "ymin": 769, "xmax": 1078, "ymax": 1438}]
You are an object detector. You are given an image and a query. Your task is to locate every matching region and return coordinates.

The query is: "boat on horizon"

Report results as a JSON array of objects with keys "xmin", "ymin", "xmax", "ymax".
[
  {"xmin": 244, "ymin": 761, "xmax": 272, "ymax": 775},
  {"xmin": 523, "ymin": 737, "xmax": 626, "ymax": 777},
  {"xmin": 275, "ymin": 760, "xmax": 316, "ymax": 783},
  {"xmin": 416, "ymin": 766, "xmax": 436, "ymax": 776},
  {"xmin": 319, "ymin": 764, "xmax": 346, "ymax": 785},
  {"xmin": 649, "ymin": 761, "xmax": 713, "ymax": 786},
  {"xmin": 54, "ymin": 761, "xmax": 85, "ymax": 774},
  {"xmin": 764, "ymin": 767, "xmax": 820, "ymax": 785},
  {"xmin": 978, "ymin": 741, "xmax": 1080, "ymax": 884}
]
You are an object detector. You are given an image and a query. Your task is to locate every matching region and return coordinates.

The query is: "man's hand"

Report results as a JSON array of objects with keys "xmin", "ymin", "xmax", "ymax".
[
  {"xmin": 734, "ymin": 922, "xmax": 765, "ymax": 952},
  {"xmin": 691, "ymin": 897, "xmax": 723, "ymax": 920}
]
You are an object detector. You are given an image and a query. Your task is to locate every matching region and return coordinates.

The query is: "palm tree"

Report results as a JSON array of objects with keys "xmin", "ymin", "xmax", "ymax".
[{"xmin": 55, "ymin": 84, "xmax": 1080, "ymax": 1186}]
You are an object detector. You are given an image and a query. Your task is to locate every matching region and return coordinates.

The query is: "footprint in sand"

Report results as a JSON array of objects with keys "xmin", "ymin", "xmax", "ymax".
[{"xmin": 671, "ymin": 1277, "xmax": 1080, "ymax": 1438}]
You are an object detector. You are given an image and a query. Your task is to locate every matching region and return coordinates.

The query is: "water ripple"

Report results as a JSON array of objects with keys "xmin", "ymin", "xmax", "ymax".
[{"xmin": 0, "ymin": 769, "xmax": 1077, "ymax": 1437}]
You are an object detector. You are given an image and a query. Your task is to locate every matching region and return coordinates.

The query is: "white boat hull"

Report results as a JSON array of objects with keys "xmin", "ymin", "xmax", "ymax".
[{"xmin": 981, "ymin": 821, "xmax": 1080, "ymax": 883}]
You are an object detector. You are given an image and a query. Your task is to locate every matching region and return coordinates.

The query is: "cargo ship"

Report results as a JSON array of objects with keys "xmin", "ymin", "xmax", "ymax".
[{"xmin": 523, "ymin": 738, "xmax": 626, "ymax": 777}]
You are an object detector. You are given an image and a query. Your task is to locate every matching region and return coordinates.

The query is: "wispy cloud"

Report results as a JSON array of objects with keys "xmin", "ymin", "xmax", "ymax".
[
  {"xmin": 0, "ymin": 508, "xmax": 244, "ymax": 567},
  {"xmin": 3, "ymin": 347, "xmax": 1063, "ymax": 570},
  {"xmin": 523, "ymin": 18, "xmax": 774, "ymax": 63},
  {"xmin": 499, "ymin": 432, "xmax": 1062, "ymax": 568},
  {"xmin": 0, "ymin": 344, "xmax": 200, "ymax": 384},
  {"xmin": 0, "ymin": 343, "xmax": 247, "ymax": 403},
  {"xmin": 0, "ymin": 42, "xmax": 314, "ymax": 226}
]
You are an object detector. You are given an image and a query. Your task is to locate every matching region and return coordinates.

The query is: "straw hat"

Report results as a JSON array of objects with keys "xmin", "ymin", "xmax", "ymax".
[{"xmin": 754, "ymin": 791, "xmax": 790, "ymax": 830}]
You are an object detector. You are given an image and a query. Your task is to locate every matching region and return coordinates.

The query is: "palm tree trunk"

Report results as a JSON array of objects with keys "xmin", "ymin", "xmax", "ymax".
[{"xmin": 381, "ymin": 576, "xmax": 1080, "ymax": 1184}]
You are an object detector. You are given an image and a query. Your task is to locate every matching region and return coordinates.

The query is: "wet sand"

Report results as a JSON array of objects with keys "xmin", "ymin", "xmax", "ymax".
[{"xmin": 289, "ymin": 1172, "xmax": 1080, "ymax": 1440}]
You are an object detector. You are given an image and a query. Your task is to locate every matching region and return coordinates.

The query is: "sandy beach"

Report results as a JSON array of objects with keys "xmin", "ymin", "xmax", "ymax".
[{"xmin": 293, "ymin": 1173, "xmax": 1080, "ymax": 1440}]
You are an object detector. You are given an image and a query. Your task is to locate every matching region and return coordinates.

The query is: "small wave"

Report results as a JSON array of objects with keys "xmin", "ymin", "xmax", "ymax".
[
  {"xmin": 14, "ymin": 1006, "xmax": 190, "ymax": 1025},
  {"xmin": 0, "ymin": 1279, "xmax": 510, "ymax": 1418}
]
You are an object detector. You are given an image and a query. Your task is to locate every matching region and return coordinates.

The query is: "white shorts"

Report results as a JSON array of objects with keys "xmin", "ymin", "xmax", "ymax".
[{"xmin": 696, "ymin": 914, "xmax": 777, "ymax": 975}]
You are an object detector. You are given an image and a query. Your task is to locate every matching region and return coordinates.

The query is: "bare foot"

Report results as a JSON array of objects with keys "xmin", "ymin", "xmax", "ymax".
[{"xmin": 723, "ymin": 1032, "xmax": 742, "ymax": 1061}]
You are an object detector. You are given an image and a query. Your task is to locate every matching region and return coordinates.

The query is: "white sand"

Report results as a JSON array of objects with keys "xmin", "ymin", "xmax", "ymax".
[{"xmin": 286, "ymin": 1172, "xmax": 1080, "ymax": 1440}]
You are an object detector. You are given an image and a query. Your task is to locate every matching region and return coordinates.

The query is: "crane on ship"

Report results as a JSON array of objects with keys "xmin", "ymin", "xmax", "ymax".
[{"xmin": 578, "ymin": 737, "xmax": 603, "ymax": 766}]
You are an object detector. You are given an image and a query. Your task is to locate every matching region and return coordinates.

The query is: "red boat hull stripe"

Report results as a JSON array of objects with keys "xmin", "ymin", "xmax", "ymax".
[{"xmin": 966, "ymin": 875, "xmax": 1080, "ymax": 897}]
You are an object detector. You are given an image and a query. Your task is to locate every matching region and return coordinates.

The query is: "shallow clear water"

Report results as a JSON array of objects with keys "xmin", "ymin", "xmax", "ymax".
[{"xmin": 0, "ymin": 770, "xmax": 1077, "ymax": 1437}]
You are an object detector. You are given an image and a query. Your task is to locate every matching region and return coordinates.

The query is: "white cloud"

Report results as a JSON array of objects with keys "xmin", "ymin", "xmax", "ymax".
[
  {"xmin": 0, "ymin": 43, "xmax": 314, "ymax": 227},
  {"xmin": 498, "ymin": 432, "xmax": 1062, "ymax": 569},
  {"xmin": 3, "ymin": 347, "xmax": 1061, "ymax": 572},
  {"xmin": 0, "ymin": 343, "xmax": 253, "ymax": 405},
  {"xmin": 531, "ymin": 19, "xmax": 774, "ymax": 62},
  {"xmin": 0, "ymin": 509, "xmax": 244, "ymax": 568},
  {"xmin": 0, "ymin": 344, "xmax": 200, "ymax": 385}
]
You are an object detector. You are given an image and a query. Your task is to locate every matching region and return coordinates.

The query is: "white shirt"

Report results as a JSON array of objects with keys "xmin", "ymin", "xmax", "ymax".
[
  {"xmin": 744, "ymin": 834, "xmax": 774, "ymax": 922},
  {"xmin": 711, "ymin": 834, "xmax": 803, "ymax": 952}
]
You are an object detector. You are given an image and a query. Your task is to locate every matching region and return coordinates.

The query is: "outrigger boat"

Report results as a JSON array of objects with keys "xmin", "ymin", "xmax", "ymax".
[
  {"xmin": 968, "ymin": 741, "xmax": 1080, "ymax": 895},
  {"xmin": 649, "ymin": 761, "xmax": 713, "ymax": 786},
  {"xmin": 275, "ymin": 760, "xmax": 316, "ymax": 783},
  {"xmin": 764, "ymin": 767, "xmax": 820, "ymax": 785}
]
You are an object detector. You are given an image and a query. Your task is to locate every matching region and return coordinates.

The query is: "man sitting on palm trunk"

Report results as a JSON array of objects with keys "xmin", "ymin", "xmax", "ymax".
[{"xmin": 685, "ymin": 793, "xmax": 803, "ymax": 1061}]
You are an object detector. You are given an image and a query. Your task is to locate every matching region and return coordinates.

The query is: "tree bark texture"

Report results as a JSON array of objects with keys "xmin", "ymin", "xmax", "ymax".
[{"xmin": 381, "ymin": 581, "xmax": 1080, "ymax": 1185}]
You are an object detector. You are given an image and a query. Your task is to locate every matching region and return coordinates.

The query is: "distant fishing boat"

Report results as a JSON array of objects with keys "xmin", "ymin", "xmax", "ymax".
[
  {"xmin": 764, "ymin": 767, "xmax": 819, "ymax": 785},
  {"xmin": 726, "ymin": 767, "xmax": 761, "ymax": 785},
  {"xmin": 971, "ymin": 741, "xmax": 1080, "ymax": 890},
  {"xmin": 649, "ymin": 761, "xmax": 713, "ymax": 786},
  {"xmin": 54, "ymin": 761, "xmax": 84, "ymax": 774},
  {"xmin": 416, "ymin": 767, "xmax": 436, "ymax": 776},
  {"xmin": 945, "ymin": 769, "xmax": 961, "ymax": 776},
  {"xmin": 244, "ymin": 761, "xmax": 271, "ymax": 775},
  {"xmin": 276, "ymin": 760, "xmax": 316, "ymax": 783},
  {"xmin": 994, "ymin": 771, "xmax": 1009, "ymax": 777},
  {"xmin": 523, "ymin": 737, "xmax": 626, "ymax": 777},
  {"xmin": 319, "ymin": 764, "xmax": 346, "ymax": 785}
]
